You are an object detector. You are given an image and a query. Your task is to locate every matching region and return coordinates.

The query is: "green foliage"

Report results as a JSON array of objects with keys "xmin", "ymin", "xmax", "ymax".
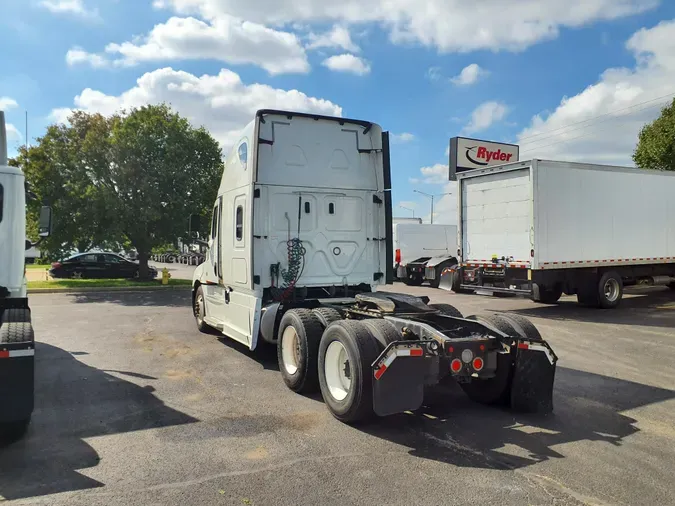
[
  {"xmin": 633, "ymin": 98, "xmax": 675, "ymax": 171},
  {"xmin": 27, "ymin": 278, "xmax": 192, "ymax": 289},
  {"xmin": 12, "ymin": 104, "xmax": 223, "ymax": 278}
]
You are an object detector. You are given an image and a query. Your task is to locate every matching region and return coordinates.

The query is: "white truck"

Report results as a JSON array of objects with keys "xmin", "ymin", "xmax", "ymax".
[
  {"xmin": 191, "ymin": 109, "xmax": 558, "ymax": 423},
  {"xmin": 393, "ymin": 223, "xmax": 458, "ymax": 287},
  {"xmin": 447, "ymin": 159, "xmax": 675, "ymax": 308},
  {"xmin": 0, "ymin": 111, "xmax": 52, "ymax": 440}
]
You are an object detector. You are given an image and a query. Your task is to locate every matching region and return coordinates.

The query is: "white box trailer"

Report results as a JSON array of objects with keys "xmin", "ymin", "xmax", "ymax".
[
  {"xmin": 451, "ymin": 159, "xmax": 675, "ymax": 308},
  {"xmin": 190, "ymin": 110, "xmax": 558, "ymax": 423}
]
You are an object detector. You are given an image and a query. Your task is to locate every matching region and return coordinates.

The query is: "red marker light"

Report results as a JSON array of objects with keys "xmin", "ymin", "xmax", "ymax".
[
  {"xmin": 395, "ymin": 249, "xmax": 401, "ymax": 264},
  {"xmin": 479, "ymin": 344, "xmax": 485, "ymax": 351},
  {"xmin": 473, "ymin": 357, "xmax": 484, "ymax": 371}
]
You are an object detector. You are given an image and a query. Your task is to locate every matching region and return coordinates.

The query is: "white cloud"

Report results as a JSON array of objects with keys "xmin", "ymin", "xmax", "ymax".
[
  {"xmin": 66, "ymin": 47, "xmax": 109, "ymax": 68},
  {"xmin": 517, "ymin": 19, "xmax": 675, "ymax": 166},
  {"xmin": 154, "ymin": 0, "xmax": 658, "ymax": 53},
  {"xmin": 322, "ymin": 54, "xmax": 371, "ymax": 75},
  {"xmin": 66, "ymin": 16, "xmax": 309, "ymax": 75},
  {"xmin": 409, "ymin": 163, "xmax": 449, "ymax": 185},
  {"xmin": 426, "ymin": 66, "xmax": 442, "ymax": 81},
  {"xmin": 307, "ymin": 25, "xmax": 359, "ymax": 53},
  {"xmin": 40, "ymin": 0, "xmax": 97, "ymax": 18},
  {"xmin": 463, "ymin": 101, "xmax": 509, "ymax": 134},
  {"xmin": 50, "ymin": 67, "xmax": 342, "ymax": 148},
  {"xmin": 450, "ymin": 63, "xmax": 489, "ymax": 86},
  {"xmin": 391, "ymin": 132, "xmax": 415, "ymax": 143},
  {"xmin": 0, "ymin": 97, "xmax": 18, "ymax": 110},
  {"xmin": 6, "ymin": 123, "xmax": 22, "ymax": 141}
]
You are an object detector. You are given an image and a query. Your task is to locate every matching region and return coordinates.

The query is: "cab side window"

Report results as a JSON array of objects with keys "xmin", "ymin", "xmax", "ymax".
[{"xmin": 211, "ymin": 205, "xmax": 218, "ymax": 239}]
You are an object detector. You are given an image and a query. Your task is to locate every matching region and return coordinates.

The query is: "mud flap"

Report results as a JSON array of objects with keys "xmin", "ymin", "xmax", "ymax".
[
  {"xmin": 510, "ymin": 344, "xmax": 556, "ymax": 414},
  {"xmin": 0, "ymin": 342, "xmax": 35, "ymax": 423},
  {"xmin": 372, "ymin": 349, "xmax": 429, "ymax": 417},
  {"xmin": 438, "ymin": 267, "xmax": 455, "ymax": 292}
]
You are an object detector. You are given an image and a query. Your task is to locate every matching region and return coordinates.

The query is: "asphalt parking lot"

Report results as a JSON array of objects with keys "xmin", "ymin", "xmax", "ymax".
[{"xmin": 1, "ymin": 285, "xmax": 674, "ymax": 505}]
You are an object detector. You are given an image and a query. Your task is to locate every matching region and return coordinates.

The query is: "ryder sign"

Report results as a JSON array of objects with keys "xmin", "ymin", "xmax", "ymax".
[{"xmin": 448, "ymin": 137, "xmax": 519, "ymax": 180}]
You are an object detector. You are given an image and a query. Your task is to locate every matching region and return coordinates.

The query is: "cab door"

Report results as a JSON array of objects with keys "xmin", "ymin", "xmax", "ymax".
[{"xmin": 203, "ymin": 198, "xmax": 227, "ymax": 324}]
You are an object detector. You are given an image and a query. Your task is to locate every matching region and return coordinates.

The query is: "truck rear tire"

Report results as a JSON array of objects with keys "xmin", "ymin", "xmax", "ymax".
[
  {"xmin": 459, "ymin": 314, "xmax": 517, "ymax": 405},
  {"xmin": 318, "ymin": 320, "xmax": 381, "ymax": 423},
  {"xmin": 500, "ymin": 314, "xmax": 543, "ymax": 341},
  {"xmin": 1, "ymin": 308, "xmax": 31, "ymax": 324},
  {"xmin": 362, "ymin": 319, "xmax": 400, "ymax": 349},
  {"xmin": 428, "ymin": 303, "xmax": 463, "ymax": 318},
  {"xmin": 277, "ymin": 309, "xmax": 324, "ymax": 394},
  {"xmin": 312, "ymin": 307, "xmax": 342, "ymax": 329},
  {"xmin": 0, "ymin": 322, "xmax": 35, "ymax": 343},
  {"xmin": 451, "ymin": 269, "xmax": 472, "ymax": 294},
  {"xmin": 532, "ymin": 283, "xmax": 562, "ymax": 304},
  {"xmin": 578, "ymin": 272, "xmax": 623, "ymax": 309}
]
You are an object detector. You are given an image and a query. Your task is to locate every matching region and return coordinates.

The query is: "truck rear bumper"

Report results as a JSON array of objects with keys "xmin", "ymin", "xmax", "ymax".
[
  {"xmin": 461, "ymin": 284, "xmax": 532, "ymax": 295},
  {"xmin": 0, "ymin": 342, "xmax": 35, "ymax": 423},
  {"xmin": 459, "ymin": 263, "xmax": 532, "ymax": 295}
]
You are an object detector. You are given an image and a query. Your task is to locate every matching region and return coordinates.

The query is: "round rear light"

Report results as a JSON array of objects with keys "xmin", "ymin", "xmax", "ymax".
[
  {"xmin": 450, "ymin": 359, "xmax": 462, "ymax": 373},
  {"xmin": 473, "ymin": 357, "xmax": 484, "ymax": 371},
  {"xmin": 461, "ymin": 349, "xmax": 473, "ymax": 363}
]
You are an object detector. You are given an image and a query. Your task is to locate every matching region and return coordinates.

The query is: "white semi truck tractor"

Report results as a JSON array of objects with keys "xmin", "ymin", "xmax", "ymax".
[
  {"xmin": 191, "ymin": 109, "xmax": 558, "ymax": 423},
  {"xmin": 0, "ymin": 111, "xmax": 52, "ymax": 440}
]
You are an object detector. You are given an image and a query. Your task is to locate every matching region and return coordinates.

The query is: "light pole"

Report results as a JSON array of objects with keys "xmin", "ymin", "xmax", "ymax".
[
  {"xmin": 414, "ymin": 190, "xmax": 453, "ymax": 224},
  {"xmin": 399, "ymin": 205, "xmax": 415, "ymax": 217}
]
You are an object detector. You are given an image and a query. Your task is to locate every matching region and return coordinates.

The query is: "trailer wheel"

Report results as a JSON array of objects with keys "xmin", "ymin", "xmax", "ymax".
[
  {"xmin": 459, "ymin": 314, "xmax": 516, "ymax": 405},
  {"xmin": 428, "ymin": 303, "xmax": 463, "ymax": 318},
  {"xmin": 1, "ymin": 308, "xmax": 31, "ymax": 324},
  {"xmin": 318, "ymin": 320, "xmax": 381, "ymax": 423},
  {"xmin": 362, "ymin": 319, "xmax": 400, "ymax": 348},
  {"xmin": 0, "ymin": 322, "xmax": 35, "ymax": 344},
  {"xmin": 277, "ymin": 309, "xmax": 324, "ymax": 394},
  {"xmin": 532, "ymin": 283, "xmax": 563, "ymax": 304},
  {"xmin": 597, "ymin": 271, "xmax": 623, "ymax": 309},
  {"xmin": 451, "ymin": 269, "xmax": 472, "ymax": 294},
  {"xmin": 312, "ymin": 307, "xmax": 342, "ymax": 329}
]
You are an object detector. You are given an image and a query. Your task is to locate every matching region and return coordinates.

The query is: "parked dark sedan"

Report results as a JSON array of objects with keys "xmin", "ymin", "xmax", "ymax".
[{"xmin": 49, "ymin": 253, "xmax": 158, "ymax": 279}]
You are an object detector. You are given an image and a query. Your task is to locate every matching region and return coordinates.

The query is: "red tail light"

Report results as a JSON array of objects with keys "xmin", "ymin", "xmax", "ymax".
[
  {"xmin": 473, "ymin": 357, "xmax": 484, "ymax": 371},
  {"xmin": 395, "ymin": 249, "xmax": 401, "ymax": 264},
  {"xmin": 51, "ymin": 262, "xmax": 62, "ymax": 269},
  {"xmin": 450, "ymin": 359, "xmax": 462, "ymax": 373}
]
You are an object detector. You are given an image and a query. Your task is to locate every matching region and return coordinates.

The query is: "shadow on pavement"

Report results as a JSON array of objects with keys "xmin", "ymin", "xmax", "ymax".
[
  {"xmin": 501, "ymin": 287, "xmax": 675, "ymax": 329},
  {"xmin": 361, "ymin": 366, "xmax": 675, "ymax": 470},
  {"xmin": 0, "ymin": 343, "xmax": 198, "ymax": 501},
  {"xmin": 69, "ymin": 290, "xmax": 192, "ymax": 308},
  {"xmin": 216, "ymin": 337, "xmax": 280, "ymax": 372}
]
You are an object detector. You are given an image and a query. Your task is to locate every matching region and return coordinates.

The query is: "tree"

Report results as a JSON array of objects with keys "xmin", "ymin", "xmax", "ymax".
[
  {"xmin": 12, "ymin": 104, "xmax": 223, "ymax": 278},
  {"xmin": 100, "ymin": 104, "xmax": 223, "ymax": 278},
  {"xmin": 633, "ymin": 98, "xmax": 675, "ymax": 171},
  {"xmin": 11, "ymin": 112, "xmax": 121, "ymax": 259}
]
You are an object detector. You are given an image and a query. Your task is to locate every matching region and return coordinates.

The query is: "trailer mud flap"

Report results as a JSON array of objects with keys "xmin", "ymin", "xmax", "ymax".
[
  {"xmin": 510, "ymin": 343, "xmax": 556, "ymax": 414},
  {"xmin": 372, "ymin": 344, "xmax": 428, "ymax": 417}
]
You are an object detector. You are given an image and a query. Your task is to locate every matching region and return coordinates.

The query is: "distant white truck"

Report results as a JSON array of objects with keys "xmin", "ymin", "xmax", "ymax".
[
  {"xmin": 190, "ymin": 110, "xmax": 558, "ymax": 423},
  {"xmin": 393, "ymin": 223, "xmax": 458, "ymax": 287},
  {"xmin": 449, "ymin": 159, "xmax": 675, "ymax": 308},
  {"xmin": 0, "ymin": 111, "xmax": 52, "ymax": 440}
]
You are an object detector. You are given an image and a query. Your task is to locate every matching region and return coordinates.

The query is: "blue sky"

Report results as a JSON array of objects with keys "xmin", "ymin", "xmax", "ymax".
[{"xmin": 2, "ymin": 0, "xmax": 675, "ymax": 223}]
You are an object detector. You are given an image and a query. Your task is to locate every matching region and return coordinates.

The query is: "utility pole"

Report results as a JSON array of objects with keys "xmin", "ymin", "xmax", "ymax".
[{"xmin": 414, "ymin": 190, "xmax": 453, "ymax": 224}]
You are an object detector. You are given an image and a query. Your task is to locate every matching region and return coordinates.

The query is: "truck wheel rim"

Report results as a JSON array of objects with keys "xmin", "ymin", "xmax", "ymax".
[
  {"xmin": 604, "ymin": 278, "xmax": 620, "ymax": 302},
  {"xmin": 324, "ymin": 341, "xmax": 351, "ymax": 401},
  {"xmin": 281, "ymin": 327, "xmax": 300, "ymax": 375}
]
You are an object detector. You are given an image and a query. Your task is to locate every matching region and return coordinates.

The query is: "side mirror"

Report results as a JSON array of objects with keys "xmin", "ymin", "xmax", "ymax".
[
  {"xmin": 188, "ymin": 214, "xmax": 201, "ymax": 238},
  {"xmin": 39, "ymin": 206, "xmax": 53, "ymax": 238}
]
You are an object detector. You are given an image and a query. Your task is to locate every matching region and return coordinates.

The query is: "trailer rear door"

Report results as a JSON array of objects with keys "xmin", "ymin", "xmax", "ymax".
[{"xmin": 460, "ymin": 167, "xmax": 532, "ymax": 263}]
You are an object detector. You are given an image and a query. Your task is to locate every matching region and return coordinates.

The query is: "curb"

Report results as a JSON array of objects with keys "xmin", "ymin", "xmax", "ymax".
[{"xmin": 29, "ymin": 285, "xmax": 192, "ymax": 294}]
